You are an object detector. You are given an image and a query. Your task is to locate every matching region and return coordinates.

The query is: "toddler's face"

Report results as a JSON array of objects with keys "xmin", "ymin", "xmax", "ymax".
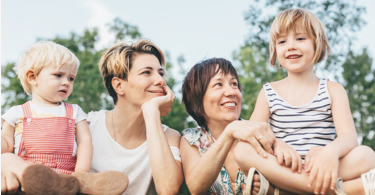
[{"xmin": 32, "ymin": 65, "xmax": 78, "ymax": 105}]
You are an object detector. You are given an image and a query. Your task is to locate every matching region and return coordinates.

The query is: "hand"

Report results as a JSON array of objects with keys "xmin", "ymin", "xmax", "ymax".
[
  {"xmin": 306, "ymin": 146, "xmax": 339, "ymax": 195},
  {"xmin": 226, "ymin": 121, "xmax": 275, "ymax": 158},
  {"xmin": 304, "ymin": 146, "xmax": 324, "ymax": 171},
  {"xmin": 142, "ymin": 85, "xmax": 176, "ymax": 116},
  {"xmin": 1, "ymin": 171, "xmax": 20, "ymax": 194},
  {"xmin": 273, "ymin": 139, "xmax": 302, "ymax": 173}
]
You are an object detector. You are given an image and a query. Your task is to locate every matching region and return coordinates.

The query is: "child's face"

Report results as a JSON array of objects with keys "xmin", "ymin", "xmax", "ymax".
[
  {"xmin": 32, "ymin": 65, "xmax": 78, "ymax": 105},
  {"xmin": 276, "ymin": 29, "xmax": 315, "ymax": 73}
]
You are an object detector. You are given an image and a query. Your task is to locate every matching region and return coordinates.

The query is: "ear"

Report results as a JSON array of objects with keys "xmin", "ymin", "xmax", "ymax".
[
  {"xmin": 112, "ymin": 77, "xmax": 126, "ymax": 96},
  {"xmin": 26, "ymin": 69, "xmax": 38, "ymax": 86}
]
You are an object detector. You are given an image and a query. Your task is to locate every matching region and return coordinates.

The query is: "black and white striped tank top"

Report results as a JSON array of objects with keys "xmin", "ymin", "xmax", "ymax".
[{"xmin": 264, "ymin": 78, "xmax": 336, "ymax": 158}]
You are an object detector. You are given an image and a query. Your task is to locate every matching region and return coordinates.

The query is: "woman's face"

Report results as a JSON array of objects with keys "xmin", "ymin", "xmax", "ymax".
[
  {"xmin": 202, "ymin": 71, "xmax": 242, "ymax": 126},
  {"xmin": 123, "ymin": 53, "xmax": 166, "ymax": 106}
]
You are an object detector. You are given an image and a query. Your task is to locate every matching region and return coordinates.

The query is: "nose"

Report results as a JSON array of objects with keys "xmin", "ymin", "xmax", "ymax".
[
  {"xmin": 224, "ymin": 85, "xmax": 236, "ymax": 97},
  {"xmin": 287, "ymin": 40, "xmax": 296, "ymax": 51},
  {"xmin": 153, "ymin": 73, "xmax": 166, "ymax": 86}
]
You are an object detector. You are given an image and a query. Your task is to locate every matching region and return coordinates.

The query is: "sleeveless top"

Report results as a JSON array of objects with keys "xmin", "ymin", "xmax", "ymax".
[
  {"xmin": 88, "ymin": 110, "xmax": 172, "ymax": 195},
  {"xmin": 18, "ymin": 101, "xmax": 76, "ymax": 174},
  {"xmin": 182, "ymin": 127, "xmax": 246, "ymax": 195},
  {"xmin": 263, "ymin": 78, "xmax": 336, "ymax": 158}
]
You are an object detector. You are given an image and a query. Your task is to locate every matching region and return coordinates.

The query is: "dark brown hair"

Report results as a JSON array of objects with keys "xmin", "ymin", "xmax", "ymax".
[
  {"xmin": 98, "ymin": 39, "xmax": 165, "ymax": 104},
  {"xmin": 182, "ymin": 58, "xmax": 241, "ymax": 129}
]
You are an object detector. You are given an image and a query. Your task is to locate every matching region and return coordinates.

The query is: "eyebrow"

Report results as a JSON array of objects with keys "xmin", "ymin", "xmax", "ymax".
[{"xmin": 139, "ymin": 67, "xmax": 164, "ymax": 72}]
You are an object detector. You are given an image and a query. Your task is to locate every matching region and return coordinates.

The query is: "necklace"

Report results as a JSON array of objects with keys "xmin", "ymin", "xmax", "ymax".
[{"xmin": 111, "ymin": 110, "xmax": 117, "ymax": 141}]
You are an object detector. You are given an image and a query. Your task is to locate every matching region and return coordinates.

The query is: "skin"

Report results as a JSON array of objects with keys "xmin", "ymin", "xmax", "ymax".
[
  {"xmin": 106, "ymin": 53, "xmax": 183, "ymax": 194},
  {"xmin": 235, "ymin": 29, "xmax": 375, "ymax": 195},
  {"xmin": 1, "ymin": 64, "xmax": 93, "ymax": 194},
  {"xmin": 181, "ymin": 71, "xmax": 276, "ymax": 194}
]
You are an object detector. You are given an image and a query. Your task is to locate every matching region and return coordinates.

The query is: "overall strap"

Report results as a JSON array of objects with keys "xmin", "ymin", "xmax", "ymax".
[
  {"xmin": 22, "ymin": 101, "xmax": 32, "ymax": 117},
  {"xmin": 63, "ymin": 103, "xmax": 73, "ymax": 119}
]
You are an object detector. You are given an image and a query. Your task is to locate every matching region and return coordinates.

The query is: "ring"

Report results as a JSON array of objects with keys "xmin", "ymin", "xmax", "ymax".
[{"xmin": 257, "ymin": 134, "xmax": 264, "ymax": 140}]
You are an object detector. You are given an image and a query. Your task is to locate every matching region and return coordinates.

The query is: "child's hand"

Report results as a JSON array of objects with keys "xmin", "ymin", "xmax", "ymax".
[
  {"xmin": 306, "ymin": 147, "xmax": 339, "ymax": 195},
  {"xmin": 142, "ymin": 85, "xmax": 175, "ymax": 116},
  {"xmin": 273, "ymin": 139, "xmax": 302, "ymax": 173}
]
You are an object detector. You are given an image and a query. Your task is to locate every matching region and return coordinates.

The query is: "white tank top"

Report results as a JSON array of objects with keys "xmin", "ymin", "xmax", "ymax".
[{"xmin": 87, "ymin": 110, "xmax": 169, "ymax": 195}]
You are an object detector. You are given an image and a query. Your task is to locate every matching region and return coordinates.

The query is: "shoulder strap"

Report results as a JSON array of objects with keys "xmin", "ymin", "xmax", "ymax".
[
  {"xmin": 22, "ymin": 101, "xmax": 32, "ymax": 117},
  {"xmin": 63, "ymin": 103, "xmax": 73, "ymax": 119}
]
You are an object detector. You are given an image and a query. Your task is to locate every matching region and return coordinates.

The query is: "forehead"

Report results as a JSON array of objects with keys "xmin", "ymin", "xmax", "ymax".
[{"xmin": 132, "ymin": 53, "xmax": 162, "ymax": 70}]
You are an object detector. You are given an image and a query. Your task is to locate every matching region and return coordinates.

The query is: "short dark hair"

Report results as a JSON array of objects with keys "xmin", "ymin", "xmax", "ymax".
[{"xmin": 182, "ymin": 58, "xmax": 241, "ymax": 129}]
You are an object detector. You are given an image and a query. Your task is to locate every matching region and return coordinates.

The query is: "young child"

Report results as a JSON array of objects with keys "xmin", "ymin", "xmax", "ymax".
[
  {"xmin": 237, "ymin": 8, "xmax": 375, "ymax": 195},
  {"xmin": 1, "ymin": 41, "xmax": 128, "ymax": 195}
]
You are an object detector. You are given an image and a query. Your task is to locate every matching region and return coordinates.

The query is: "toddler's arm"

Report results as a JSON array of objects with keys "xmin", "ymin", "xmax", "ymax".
[
  {"xmin": 1, "ymin": 121, "xmax": 15, "ymax": 154},
  {"xmin": 74, "ymin": 120, "xmax": 93, "ymax": 172}
]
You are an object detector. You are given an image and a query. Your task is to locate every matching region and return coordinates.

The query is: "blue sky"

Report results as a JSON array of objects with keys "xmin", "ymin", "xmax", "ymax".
[{"xmin": 2, "ymin": 0, "xmax": 374, "ymax": 76}]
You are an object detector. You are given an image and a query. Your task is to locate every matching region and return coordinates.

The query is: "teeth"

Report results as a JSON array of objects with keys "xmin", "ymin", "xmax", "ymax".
[
  {"xmin": 224, "ymin": 103, "xmax": 236, "ymax": 107},
  {"xmin": 288, "ymin": 55, "xmax": 301, "ymax": 59}
]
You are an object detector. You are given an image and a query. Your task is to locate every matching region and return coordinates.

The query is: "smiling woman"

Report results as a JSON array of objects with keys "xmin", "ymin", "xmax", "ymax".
[
  {"xmin": 180, "ymin": 58, "xmax": 276, "ymax": 195},
  {"xmin": 87, "ymin": 39, "xmax": 183, "ymax": 195}
]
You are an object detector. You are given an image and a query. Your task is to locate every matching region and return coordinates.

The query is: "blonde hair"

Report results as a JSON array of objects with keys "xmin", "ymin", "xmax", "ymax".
[
  {"xmin": 15, "ymin": 41, "xmax": 80, "ymax": 95},
  {"xmin": 98, "ymin": 39, "xmax": 165, "ymax": 104},
  {"xmin": 269, "ymin": 8, "xmax": 330, "ymax": 66}
]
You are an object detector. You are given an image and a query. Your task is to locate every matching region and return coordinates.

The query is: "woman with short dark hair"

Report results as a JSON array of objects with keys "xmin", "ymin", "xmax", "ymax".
[{"xmin": 180, "ymin": 58, "xmax": 276, "ymax": 194}]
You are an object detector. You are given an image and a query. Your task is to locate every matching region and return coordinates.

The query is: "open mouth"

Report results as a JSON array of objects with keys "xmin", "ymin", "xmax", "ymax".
[
  {"xmin": 148, "ymin": 90, "xmax": 165, "ymax": 95},
  {"xmin": 58, "ymin": 90, "xmax": 67, "ymax": 94},
  {"xmin": 287, "ymin": 55, "xmax": 302, "ymax": 59},
  {"xmin": 221, "ymin": 102, "xmax": 237, "ymax": 107}
]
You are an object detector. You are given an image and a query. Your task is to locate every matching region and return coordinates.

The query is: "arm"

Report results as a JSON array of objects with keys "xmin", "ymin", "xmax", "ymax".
[
  {"xmin": 250, "ymin": 88, "xmax": 302, "ymax": 173},
  {"xmin": 1, "ymin": 121, "xmax": 15, "ymax": 154},
  {"xmin": 142, "ymin": 85, "xmax": 183, "ymax": 195},
  {"xmin": 181, "ymin": 120, "xmax": 275, "ymax": 194},
  {"xmin": 74, "ymin": 120, "xmax": 93, "ymax": 172},
  {"xmin": 307, "ymin": 81, "xmax": 358, "ymax": 194}
]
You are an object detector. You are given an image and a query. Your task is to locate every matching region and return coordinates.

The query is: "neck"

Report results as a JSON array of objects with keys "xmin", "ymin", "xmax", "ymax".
[
  {"xmin": 112, "ymin": 100, "xmax": 146, "ymax": 139},
  {"xmin": 206, "ymin": 120, "xmax": 230, "ymax": 141},
  {"xmin": 286, "ymin": 68, "xmax": 318, "ymax": 87},
  {"xmin": 31, "ymin": 96, "xmax": 60, "ymax": 107}
]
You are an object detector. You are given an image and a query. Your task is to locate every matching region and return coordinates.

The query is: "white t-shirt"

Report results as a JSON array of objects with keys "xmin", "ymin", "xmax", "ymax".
[
  {"xmin": 1, "ymin": 101, "xmax": 87, "ymax": 155},
  {"xmin": 87, "ymin": 110, "xmax": 180, "ymax": 195}
]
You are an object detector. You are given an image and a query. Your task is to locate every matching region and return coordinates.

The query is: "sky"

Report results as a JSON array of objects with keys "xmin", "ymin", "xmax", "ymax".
[{"xmin": 2, "ymin": 0, "xmax": 374, "ymax": 72}]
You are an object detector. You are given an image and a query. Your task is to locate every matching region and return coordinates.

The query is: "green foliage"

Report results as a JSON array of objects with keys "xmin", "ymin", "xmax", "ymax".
[{"xmin": 342, "ymin": 48, "xmax": 375, "ymax": 145}]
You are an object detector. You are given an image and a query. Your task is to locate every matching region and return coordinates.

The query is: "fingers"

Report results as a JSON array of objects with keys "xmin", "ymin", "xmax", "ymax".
[
  {"xmin": 330, "ymin": 172, "xmax": 338, "ymax": 190},
  {"xmin": 306, "ymin": 155, "xmax": 315, "ymax": 173},
  {"xmin": 265, "ymin": 124, "xmax": 276, "ymax": 144},
  {"xmin": 256, "ymin": 133, "xmax": 273, "ymax": 155},
  {"xmin": 1, "ymin": 173, "xmax": 6, "ymax": 194},
  {"xmin": 249, "ymin": 137, "xmax": 268, "ymax": 158},
  {"xmin": 162, "ymin": 85, "xmax": 175, "ymax": 101},
  {"xmin": 297, "ymin": 154, "xmax": 302, "ymax": 174},
  {"xmin": 314, "ymin": 170, "xmax": 325, "ymax": 194},
  {"xmin": 308, "ymin": 166, "xmax": 318, "ymax": 188},
  {"xmin": 276, "ymin": 151, "xmax": 284, "ymax": 165},
  {"xmin": 4, "ymin": 172, "xmax": 19, "ymax": 195},
  {"xmin": 320, "ymin": 173, "xmax": 331, "ymax": 194}
]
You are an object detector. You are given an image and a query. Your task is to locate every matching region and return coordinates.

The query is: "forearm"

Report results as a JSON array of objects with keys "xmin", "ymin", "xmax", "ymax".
[
  {"xmin": 74, "ymin": 139, "xmax": 93, "ymax": 172},
  {"xmin": 184, "ymin": 130, "xmax": 235, "ymax": 194},
  {"xmin": 144, "ymin": 111, "xmax": 182, "ymax": 194},
  {"xmin": 324, "ymin": 132, "xmax": 358, "ymax": 158},
  {"xmin": 1, "ymin": 136, "xmax": 11, "ymax": 154}
]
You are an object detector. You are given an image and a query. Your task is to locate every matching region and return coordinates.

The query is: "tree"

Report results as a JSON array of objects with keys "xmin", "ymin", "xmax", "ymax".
[{"xmin": 234, "ymin": 0, "xmax": 374, "ymax": 149}]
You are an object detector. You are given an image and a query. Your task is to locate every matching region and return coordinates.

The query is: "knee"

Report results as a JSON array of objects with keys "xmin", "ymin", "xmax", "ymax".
[{"xmin": 351, "ymin": 145, "xmax": 375, "ymax": 169}]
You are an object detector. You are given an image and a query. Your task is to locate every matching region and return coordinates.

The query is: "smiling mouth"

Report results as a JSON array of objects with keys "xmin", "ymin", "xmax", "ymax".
[
  {"xmin": 287, "ymin": 55, "xmax": 302, "ymax": 59},
  {"xmin": 222, "ymin": 102, "xmax": 237, "ymax": 107}
]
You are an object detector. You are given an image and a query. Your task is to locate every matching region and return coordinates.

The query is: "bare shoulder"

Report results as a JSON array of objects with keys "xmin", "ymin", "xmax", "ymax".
[
  {"xmin": 165, "ymin": 128, "xmax": 181, "ymax": 147},
  {"xmin": 269, "ymin": 79, "xmax": 286, "ymax": 90},
  {"xmin": 327, "ymin": 81, "xmax": 347, "ymax": 97}
]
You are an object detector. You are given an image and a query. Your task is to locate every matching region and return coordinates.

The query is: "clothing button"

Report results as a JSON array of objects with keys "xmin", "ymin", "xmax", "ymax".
[{"xmin": 27, "ymin": 118, "xmax": 31, "ymax": 122}]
